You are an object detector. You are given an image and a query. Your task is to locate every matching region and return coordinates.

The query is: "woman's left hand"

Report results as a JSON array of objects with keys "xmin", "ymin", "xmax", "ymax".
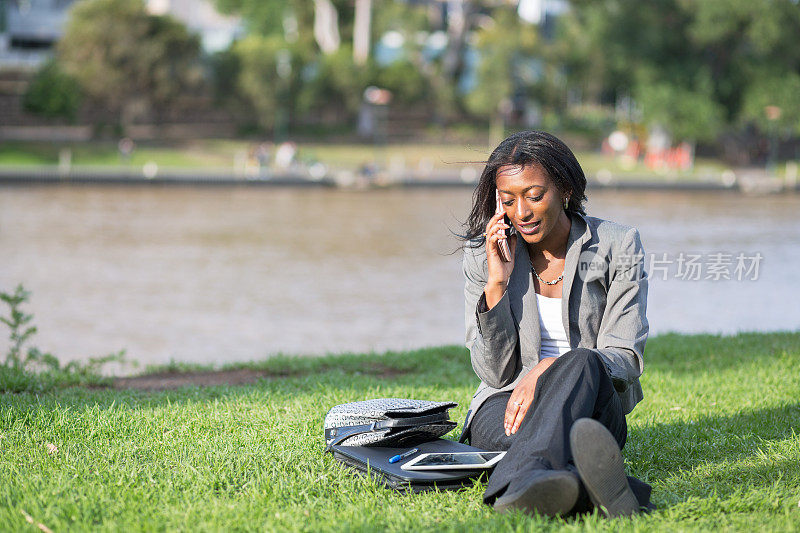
[{"xmin": 504, "ymin": 357, "xmax": 558, "ymax": 436}]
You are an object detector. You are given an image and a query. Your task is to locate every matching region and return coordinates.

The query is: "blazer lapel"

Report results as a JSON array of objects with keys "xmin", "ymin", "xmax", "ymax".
[
  {"xmin": 561, "ymin": 213, "xmax": 592, "ymax": 347},
  {"xmin": 508, "ymin": 234, "xmax": 540, "ymax": 368}
]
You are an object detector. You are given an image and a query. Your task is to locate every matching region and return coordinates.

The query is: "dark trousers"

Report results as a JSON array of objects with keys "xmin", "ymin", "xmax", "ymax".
[{"xmin": 470, "ymin": 348, "xmax": 651, "ymax": 509}]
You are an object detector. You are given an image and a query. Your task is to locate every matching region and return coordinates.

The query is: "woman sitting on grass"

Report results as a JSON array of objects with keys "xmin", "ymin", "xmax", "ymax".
[{"xmin": 460, "ymin": 130, "xmax": 653, "ymax": 516}]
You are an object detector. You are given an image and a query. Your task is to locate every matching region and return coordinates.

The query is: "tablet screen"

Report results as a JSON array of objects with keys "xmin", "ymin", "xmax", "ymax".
[{"xmin": 411, "ymin": 452, "xmax": 504, "ymax": 467}]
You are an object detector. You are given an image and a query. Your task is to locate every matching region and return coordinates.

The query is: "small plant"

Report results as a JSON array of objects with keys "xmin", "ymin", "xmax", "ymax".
[
  {"xmin": 1, "ymin": 284, "xmax": 126, "ymax": 392},
  {"xmin": 0, "ymin": 284, "xmax": 47, "ymax": 370}
]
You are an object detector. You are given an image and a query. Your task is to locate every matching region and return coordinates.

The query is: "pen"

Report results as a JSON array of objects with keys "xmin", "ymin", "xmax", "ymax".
[{"xmin": 388, "ymin": 447, "xmax": 419, "ymax": 464}]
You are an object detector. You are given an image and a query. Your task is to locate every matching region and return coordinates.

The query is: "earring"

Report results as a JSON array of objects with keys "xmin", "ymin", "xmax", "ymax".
[{"xmin": 563, "ymin": 197, "xmax": 569, "ymax": 210}]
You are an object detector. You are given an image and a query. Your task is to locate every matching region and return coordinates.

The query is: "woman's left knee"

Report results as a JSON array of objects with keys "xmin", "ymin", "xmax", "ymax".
[{"xmin": 557, "ymin": 347, "xmax": 601, "ymax": 369}]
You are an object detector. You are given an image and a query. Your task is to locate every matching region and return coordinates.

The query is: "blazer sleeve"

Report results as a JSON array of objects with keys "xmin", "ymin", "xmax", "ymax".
[
  {"xmin": 593, "ymin": 227, "xmax": 649, "ymax": 391},
  {"xmin": 463, "ymin": 244, "xmax": 520, "ymax": 388}
]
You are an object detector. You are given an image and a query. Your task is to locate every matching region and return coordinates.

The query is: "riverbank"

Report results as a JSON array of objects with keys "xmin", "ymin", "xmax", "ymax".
[
  {"xmin": 2, "ymin": 165, "xmax": 797, "ymax": 193},
  {"xmin": 1, "ymin": 140, "xmax": 729, "ymax": 177},
  {"xmin": 4, "ymin": 139, "xmax": 796, "ymax": 192},
  {"xmin": 2, "ymin": 330, "xmax": 799, "ymax": 531}
]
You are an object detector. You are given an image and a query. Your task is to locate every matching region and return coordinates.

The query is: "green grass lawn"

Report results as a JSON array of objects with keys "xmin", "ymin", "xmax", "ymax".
[
  {"xmin": 2, "ymin": 331, "xmax": 799, "ymax": 531},
  {"xmin": 0, "ymin": 140, "xmax": 235, "ymax": 169}
]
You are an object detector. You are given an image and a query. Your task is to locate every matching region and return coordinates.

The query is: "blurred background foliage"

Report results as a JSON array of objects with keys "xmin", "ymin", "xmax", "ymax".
[
  {"xmin": 10, "ymin": 0, "xmax": 800, "ymax": 160},
  {"xmin": 57, "ymin": 0, "xmax": 204, "ymax": 127},
  {"xmin": 22, "ymin": 59, "xmax": 83, "ymax": 121},
  {"xmin": 565, "ymin": 0, "xmax": 800, "ymax": 140}
]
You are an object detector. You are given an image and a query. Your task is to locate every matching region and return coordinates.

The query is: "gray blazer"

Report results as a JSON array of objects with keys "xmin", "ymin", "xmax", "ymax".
[{"xmin": 461, "ymin": 212, "xmax": 649, "ymax": 439}]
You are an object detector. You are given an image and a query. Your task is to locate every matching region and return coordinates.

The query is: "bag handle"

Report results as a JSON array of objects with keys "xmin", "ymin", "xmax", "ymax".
[{"xmin": 324, "ymin": 412, "xmax": 451, "ymax": 451}]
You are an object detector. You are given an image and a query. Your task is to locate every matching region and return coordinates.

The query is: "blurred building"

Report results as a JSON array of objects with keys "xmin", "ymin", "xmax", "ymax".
[
  {"xmin": 0, "ymin": 0, "xmax": 241, "ymax": 71},
  {"xmin": 0, "ymin": 0, "xmax": 77, "ymax": 69},
  {"xmin": 0, "ymin": 0, "xmax": 241, "ymax": 140}
]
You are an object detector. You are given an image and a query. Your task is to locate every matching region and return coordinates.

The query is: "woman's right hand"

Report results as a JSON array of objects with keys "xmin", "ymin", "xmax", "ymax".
[{"xmin": 484, "ymin": 212, "xmax": 516, "ymax": 309}]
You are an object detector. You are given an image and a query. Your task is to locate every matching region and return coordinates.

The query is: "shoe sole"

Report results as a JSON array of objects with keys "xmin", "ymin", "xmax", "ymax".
[
  {"xmin": 493, "ymin": 470, "xmax": 579, "ymax": 517},
  {"xmin": 570, "ymin": 418, "xmax": 639, "ymax": 517}
]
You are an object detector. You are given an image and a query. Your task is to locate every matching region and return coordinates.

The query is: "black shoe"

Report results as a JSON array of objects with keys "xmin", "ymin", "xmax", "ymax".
[
  {"xmin": 493, "ymin": 470, "xmax": 579, "ymax": 517},
  {"xmin": 570, "ymin": 418, "xmax": 640, "ymax": 517}
]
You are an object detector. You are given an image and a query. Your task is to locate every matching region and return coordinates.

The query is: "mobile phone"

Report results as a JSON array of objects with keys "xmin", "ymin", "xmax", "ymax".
[
  {"xmin": 495, "ymin": 190, "xmax": 512, "ymax": 262},
  {"xmin": 400, "ymin": 451, "xmax": 506, "ymax": 471}
]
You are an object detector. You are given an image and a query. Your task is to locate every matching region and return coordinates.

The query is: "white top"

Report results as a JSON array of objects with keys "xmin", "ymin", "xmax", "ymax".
[{"xmin": 535, "ymin": 293, "xmax": 571, "ymax": 359}]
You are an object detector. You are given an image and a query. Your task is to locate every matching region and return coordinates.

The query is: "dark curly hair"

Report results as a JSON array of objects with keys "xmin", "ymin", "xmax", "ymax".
[{"xmin": 462, "ymin": 130, "xmax": 587, "ymax": 245}]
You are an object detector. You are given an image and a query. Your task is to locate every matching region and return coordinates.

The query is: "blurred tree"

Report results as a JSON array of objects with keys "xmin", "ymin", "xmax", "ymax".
[
  {"xmin": 215, "ymin": 0, "xmax": 296, "ymax": 36},
  {"xmin": 216, "ymin": 0, "xmax": 437, "ymax": 132},
  {"xmin": 741, "ymin": 73, "xmax": 800, "ymax": 134},
  {"xmin": 57, "ymin": 0, "xmax": 203, "ymax": 129},
  {"xmin": 369, "ymin": 1, "xmax": 436, "ymax": 108},
  {"xmin": 634, "ymin": 79, "xmax": 725, "ymax": 143},
  {"xmin": 22, "ymin": 60, "xmax": 83, "ymax": 122},
  {"xmin": 373, "ymin": 60, "xmax": 428, "ymax": 105},
  {"xmin": 208, "ymin": 48, "xmax": 242, "ymax": 106},
  {"xmin": 214, "ymin": 0, "xmax": 354, "ymax": 54},
  {"xmin": 230, "ymin": 33, "xmax": 372, "ymax": 133},
  {"xmin": 215, "ymin": 0, "xmax": 360, "ymax": 133},
  {"xmin": 296, "ymin": 45, "xmax": 371, "ymax": 115},
  {"xmin": 563, "ymin": 0, "xmax": 800, "ymax": 143},
  {"xmin": 464, "ymin": 8, "xmax": 537, "ymax": 119},
  {"xmin": 231, "ymin": 34, "xmax": 306, "ymax": 133}
]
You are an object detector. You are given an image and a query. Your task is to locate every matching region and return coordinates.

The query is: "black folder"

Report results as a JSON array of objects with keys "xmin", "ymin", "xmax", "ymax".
[{"xmin": 329, "ymin": 438, "xmax": 489, "ymax": 493}]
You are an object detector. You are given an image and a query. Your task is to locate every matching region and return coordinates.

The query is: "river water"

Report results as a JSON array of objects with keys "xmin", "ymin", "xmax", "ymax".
[{"xmin": 1, "ymin": 185, "xmax": 798, "ymax": 371}]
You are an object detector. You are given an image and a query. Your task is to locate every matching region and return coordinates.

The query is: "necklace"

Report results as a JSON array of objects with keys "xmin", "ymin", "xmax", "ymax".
[{"xmin": 531, "ymin": 264, "xmax": 564, "ymax": 285}]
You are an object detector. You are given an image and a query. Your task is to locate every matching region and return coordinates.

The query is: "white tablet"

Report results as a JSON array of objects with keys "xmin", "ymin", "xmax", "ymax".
[{"xmin": 400, "ymin": 451, "xmax": 506, "ymax": 471}]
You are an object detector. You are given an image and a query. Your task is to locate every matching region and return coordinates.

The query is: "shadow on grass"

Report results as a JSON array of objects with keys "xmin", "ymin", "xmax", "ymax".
[
  {"xmin": 643, "ymin": 330, "xmax": 800, "ymax": 375},
  {"xmin": 623, "ymin": 402, "xmax": 800, "ymax": 511},
  {"xmin": 626, "ymin": 402, "xmax": 800, "ymax": 471}
]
